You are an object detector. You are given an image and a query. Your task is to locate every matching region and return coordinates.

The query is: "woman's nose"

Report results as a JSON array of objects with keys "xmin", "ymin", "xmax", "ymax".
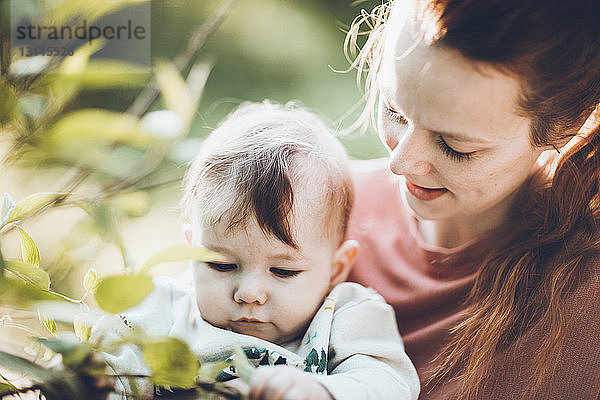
[
  {"xmin": 384, "ymin": 128, "xmax": 432, "ymax": 176},
  {"xmin": 233, "ymin": 274, "xmax": 267, "ymax": 305}
]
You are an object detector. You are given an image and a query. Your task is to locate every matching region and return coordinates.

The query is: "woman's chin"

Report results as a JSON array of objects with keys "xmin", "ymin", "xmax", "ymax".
[{"xmin": 400, "ymin": 185, "xmax": 452, "ymax": 221}]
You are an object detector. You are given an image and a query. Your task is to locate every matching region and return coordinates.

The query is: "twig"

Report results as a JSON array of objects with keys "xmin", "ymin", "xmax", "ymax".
[
  {"xmin": 61, "ymin": 167, "xmax": 92, "ymax": 196},
  {"xmin": 0, "ymin": 194, "xmax": 71, "ymax": 236},
  {"xmin": 127, "ymin": 0, "xmax": 239, "ymax": 118},
  {"xmin": 1, "ymin": 37, "xmax": 10, "ymax": 77},
  {"xmin": 0, "ymin": 245, "xmax": 5, "ymax": 278},
  {"xmin": 0, "ymin": 383, "xmax": 44, "ymax": 399},
  {"xmin": 54, "ymin": 0, "xmax": 239, "ymax": 197}
]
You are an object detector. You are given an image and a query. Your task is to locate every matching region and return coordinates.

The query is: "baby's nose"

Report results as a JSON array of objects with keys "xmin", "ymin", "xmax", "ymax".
[{"xmin": 233, "ymin": 275, "xmax": 267, "ymax": 305}]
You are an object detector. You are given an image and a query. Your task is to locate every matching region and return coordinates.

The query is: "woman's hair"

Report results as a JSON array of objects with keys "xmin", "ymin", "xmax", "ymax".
[
  {"xmin": 347, "ymin": 0, "xmax": 600, "ymax": 398},
  {"xmin": 181, "ymin": 101, "xmax": 354, "ymax": 247}
]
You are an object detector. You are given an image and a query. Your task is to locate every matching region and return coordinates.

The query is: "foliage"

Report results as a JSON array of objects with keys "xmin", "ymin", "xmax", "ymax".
[{"xmin": 0, "ymin": 0, "xmax": 257, "ymax": 398}]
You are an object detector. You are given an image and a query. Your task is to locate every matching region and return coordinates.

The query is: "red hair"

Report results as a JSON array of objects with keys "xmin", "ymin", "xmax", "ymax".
[{"xmin": 347, "ymin": 0, "xmax": 600, "ymax": 397}]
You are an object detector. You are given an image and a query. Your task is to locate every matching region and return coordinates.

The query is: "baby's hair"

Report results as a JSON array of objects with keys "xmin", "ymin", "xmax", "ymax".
[{"xmin": 182, "ymin": 101, "xmax": 353, "ymax": 248}]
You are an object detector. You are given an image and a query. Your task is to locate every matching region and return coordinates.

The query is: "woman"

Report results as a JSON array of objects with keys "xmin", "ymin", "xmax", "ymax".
[{"xmin": 345, "ymin": 0, "xmax": 600, "ymax": 399}]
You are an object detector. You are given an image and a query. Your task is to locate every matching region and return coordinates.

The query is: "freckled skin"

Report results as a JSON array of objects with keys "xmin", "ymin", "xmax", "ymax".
[{"xmin": 376, "ymin": 6, "xmax": 548, "ymax": 246}]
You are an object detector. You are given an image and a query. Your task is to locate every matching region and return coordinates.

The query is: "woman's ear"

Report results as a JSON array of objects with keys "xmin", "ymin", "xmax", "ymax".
[{"xmin": 329, "ymin": 240, "xmax": 359, "ymax": 289}]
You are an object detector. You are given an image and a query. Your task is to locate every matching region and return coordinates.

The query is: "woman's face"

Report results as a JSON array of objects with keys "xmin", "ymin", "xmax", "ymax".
[{"xmin": 377, "ymin": 5, "xmax": 544, "ymax": 225}]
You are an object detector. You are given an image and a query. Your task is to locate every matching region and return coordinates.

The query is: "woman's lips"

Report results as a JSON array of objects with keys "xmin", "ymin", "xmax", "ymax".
[{"xmin": 405, "ymin": 179, "xmax": 448, "ymax": 201}]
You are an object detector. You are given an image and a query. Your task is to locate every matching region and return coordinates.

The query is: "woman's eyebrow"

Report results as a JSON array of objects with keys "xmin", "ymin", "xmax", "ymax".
[
  {"xmin": 434, "ymin": 129, "xmax": 492, "ymax": 145},
  {"xmin": 381, "ymin": 92, "xmax": 492, "ymax": 145}
]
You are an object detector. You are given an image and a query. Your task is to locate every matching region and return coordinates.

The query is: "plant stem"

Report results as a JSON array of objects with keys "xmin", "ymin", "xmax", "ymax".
[
  {"xmin": 46, "ymin": 290, "xmax": 82, "ymax": 304},
  {"xmin": 0, "ymin": 245, "xmax": 5, "ymax": 279},
  {"xmin": 127, "ymin": 0, "xmax": 238, "ymax": 118},
  {"xmin": 0, "ymin": 383, "xmax": 44, "ymax": 399},
  {"xmin": 55, "ymin": 0, "xmax": 239, "ymax": 198}
]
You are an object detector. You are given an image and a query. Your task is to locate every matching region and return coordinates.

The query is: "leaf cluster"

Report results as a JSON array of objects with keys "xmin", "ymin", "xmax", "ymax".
[{"xmin": 0, "ymin": 0, "xmax": 247, "ymax": 398}]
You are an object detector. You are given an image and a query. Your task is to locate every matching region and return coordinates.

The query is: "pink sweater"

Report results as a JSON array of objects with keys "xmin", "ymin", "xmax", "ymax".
[{"xmin": 346, "ymin": 159, "xmax": 600, "ymax": 399}]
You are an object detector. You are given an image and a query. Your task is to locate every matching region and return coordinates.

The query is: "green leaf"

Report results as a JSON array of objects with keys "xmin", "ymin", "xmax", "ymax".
[
  {"xmin": 139, "ymin": 244, "xmax": 226, "ymax": 274},
  {"xmin": 73, "ymin": 60, "xmax": 150, "ymax": 89},
  {"xmin": 46, "ymin": 41, "xmax": 104, "ymax": 112},
  {"xmin": 83, "ymin": 267, "xmax": 102, "ymax": 294},
  {"xmin": 0, "ymin": 382, "xmax": 14, "ymax": 396},
  {"xmin": 142, "ymin": 337, "xmax": 198, "ymax": 388},
  {"xmin": 17, "ymin": 227, "xmax": 40, "ymax": 267},
  {"xmin": 5, "ymin": 260, "xmax": 50, "ymax": 290},
  {"xmin": 0, "ymin": 350, "xmax": 55, "ymax": 382},
  {"xmin": 44, "ymin": 109, "xmax": 156, "ymax": 151},
  {"xmin": 0, "ymin": 84, "xmax": 17, "ymax": 123},
  {"xmin": 107, "ymin": 191, "xmax": 152, "ymax": 218},
  {"xmin": 60, "ymin": 40, "xmax": 105, "ymax": 75},
  {"xmin": 6, "ymin": 192, "xmax": 68, "ymax": 225},
  {"xmin": 45, "ymin": 0, "xmax": 150, "ymax": 28},
  {"xmin": 0, "ymin": 278, "xmax": 57, "ymax": 307},
  {"xmin": 0, "ymin": 193, "xmax": 15, "ymax": 227},
  {"xmin": 198, "ymin": 360, "xmax": 230, "ymax": 381},
  {"xmin": 94, "ymin": 274, "xmax": 154, "ymax": 313},
  {"xmin": 38, "ymin": 337, "xmax": 91, "ymax": 369},
  {"xmin": 81, "ymin": 202, "xmax": 120, "ymax": 243},
  {"xmin": 38, "ymin": 310, "xmax": 58, "ymax": 336},
  {"xmin": 74, "ymin": 313, "xmax": 92, "ymax": 342},
  {"xmin": 233, "ymin": 348, "xmax": 256, "ymax": 384},
  {"xmin": 37, "ymin": 300, "xmax": 107, "ymax": 325},
  {"xmin": 155, "ymin": 61, "xmax": 196, "ymax": 125}
]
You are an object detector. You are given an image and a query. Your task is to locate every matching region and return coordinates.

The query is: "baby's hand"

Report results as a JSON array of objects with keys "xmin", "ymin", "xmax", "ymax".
[{"xmin": 248, "ymin": 365, "xmax": 333, "ymax": 400}]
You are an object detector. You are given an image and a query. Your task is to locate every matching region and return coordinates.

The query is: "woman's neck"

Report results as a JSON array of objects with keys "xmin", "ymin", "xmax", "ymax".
[{"xmin": 417, "ymin": 191, "xmax": 518, "ymax": 248}]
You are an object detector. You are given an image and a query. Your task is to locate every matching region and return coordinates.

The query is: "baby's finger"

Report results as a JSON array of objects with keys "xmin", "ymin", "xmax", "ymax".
[
  {"xmin": 281, "ymin": 386, "xmax": 311, "ymax": 400},
  {"xmin": 248, "ymin": 367, "xmax": 277, "ymax": 400},
  {"xmin": 249, "ymin": 368, "xmax": 293, "ymax": 400}
]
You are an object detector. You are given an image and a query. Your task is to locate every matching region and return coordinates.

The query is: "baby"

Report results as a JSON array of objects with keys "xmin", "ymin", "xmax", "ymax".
[{"xmin": 94, "ymin": 101, "xmax": 419, "ymax": 400}]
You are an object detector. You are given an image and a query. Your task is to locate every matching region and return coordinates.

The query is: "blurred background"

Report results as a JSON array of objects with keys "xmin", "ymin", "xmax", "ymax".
[{"xmin": 0, "ymin": 0, "xmax": 385, "ymax": 315}]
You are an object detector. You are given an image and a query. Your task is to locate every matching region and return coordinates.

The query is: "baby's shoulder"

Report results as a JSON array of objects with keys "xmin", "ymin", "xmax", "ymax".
[{"xmin": 326, "ymin": 282, "xmax": 388, "ymax": 312}]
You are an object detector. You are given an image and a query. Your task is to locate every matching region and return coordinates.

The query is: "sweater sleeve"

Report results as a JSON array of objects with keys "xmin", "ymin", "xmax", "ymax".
[{"xmin": 314, "ymin": 283, "xmax": 420, "ymax": 400}]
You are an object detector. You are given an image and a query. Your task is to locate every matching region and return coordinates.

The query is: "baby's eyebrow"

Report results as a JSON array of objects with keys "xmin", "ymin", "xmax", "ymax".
[
  {"xmin": 269, "ymin": 251, "xmax": 304, "ymax": 263},
  {"xmin": 203, "ymin": 244, "xmax": 234, "ymax": 259}
]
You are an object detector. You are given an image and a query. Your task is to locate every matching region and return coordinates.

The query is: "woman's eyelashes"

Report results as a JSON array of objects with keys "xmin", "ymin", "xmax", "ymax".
[
  {"xmin": 383, "ymin": 103, "xmax": 474, "ymax": 162},
  {"xmin": 435, "ymin": 136, "xmax": 474, "ymax": 162},
  {"xmin": 206, "ymin": 262, "xmax": 302, "ymax": 278},
  {"xmin": 383, "ymin": 104, "xmax": 409, "ymax": 125}
]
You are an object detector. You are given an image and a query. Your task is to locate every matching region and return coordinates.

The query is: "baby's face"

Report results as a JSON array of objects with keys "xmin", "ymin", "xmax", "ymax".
[{"xmin": 192, "ymin": 187, "xmax": 339, "ymax": 345}]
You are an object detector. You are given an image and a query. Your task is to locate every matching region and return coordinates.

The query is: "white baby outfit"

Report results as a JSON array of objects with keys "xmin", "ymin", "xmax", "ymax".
[{"xmin": 91, "ymin": 277, "xmax": 420, "ymax": 399}]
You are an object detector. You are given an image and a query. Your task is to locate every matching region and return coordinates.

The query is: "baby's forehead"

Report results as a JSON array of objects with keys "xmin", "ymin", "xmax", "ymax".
[{"xmin": 194, "ymin": 182, "xmax": 335, "ymax": 245}]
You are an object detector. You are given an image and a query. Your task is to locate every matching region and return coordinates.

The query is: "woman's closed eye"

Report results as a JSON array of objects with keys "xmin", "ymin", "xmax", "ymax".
[
  {"xmin": 383, "ymin": 102, "xmax": 476, "ymax": 162},
  {"xmin": 269, "ymin": 267, "xmax": 302, "ymax": 278},
  {"xmin": 436, "ymin": 135, "xmax": 474, "ymax": 162},
  {"xmin": 206, "ymin": 262, "xmax": 237, "ymax": 272}
]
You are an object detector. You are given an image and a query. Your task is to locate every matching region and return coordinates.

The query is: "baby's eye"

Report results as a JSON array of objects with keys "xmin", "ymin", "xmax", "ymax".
[
  {"xmin": 269, "ymin": 267, "xmax": 302, "ymax": 278},
  {"xmin": 206, "ymin": 262, "xmax": 237, "ymax": 272}
]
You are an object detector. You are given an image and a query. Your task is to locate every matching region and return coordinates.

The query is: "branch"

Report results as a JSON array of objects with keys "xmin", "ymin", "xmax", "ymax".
[
  {"xmin": 127, "ymin": 0, "xmax": 239, "ymax": 118},
  {"xmin": 56, "ymin": 0, "xmax": 239, "ymax": 196},
  {"xmin": 0, "ymin": 383, "xmax": 44, "ymax": 399}
]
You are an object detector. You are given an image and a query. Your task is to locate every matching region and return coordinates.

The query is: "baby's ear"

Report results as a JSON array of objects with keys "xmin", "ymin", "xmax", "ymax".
[
  {"xmin": 183, "ymin": 223, "xmax": 193, "ymax": 244},
  {"xmin": 329, "ymin": 240, "xmax": 359, "ymax": 289}
]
